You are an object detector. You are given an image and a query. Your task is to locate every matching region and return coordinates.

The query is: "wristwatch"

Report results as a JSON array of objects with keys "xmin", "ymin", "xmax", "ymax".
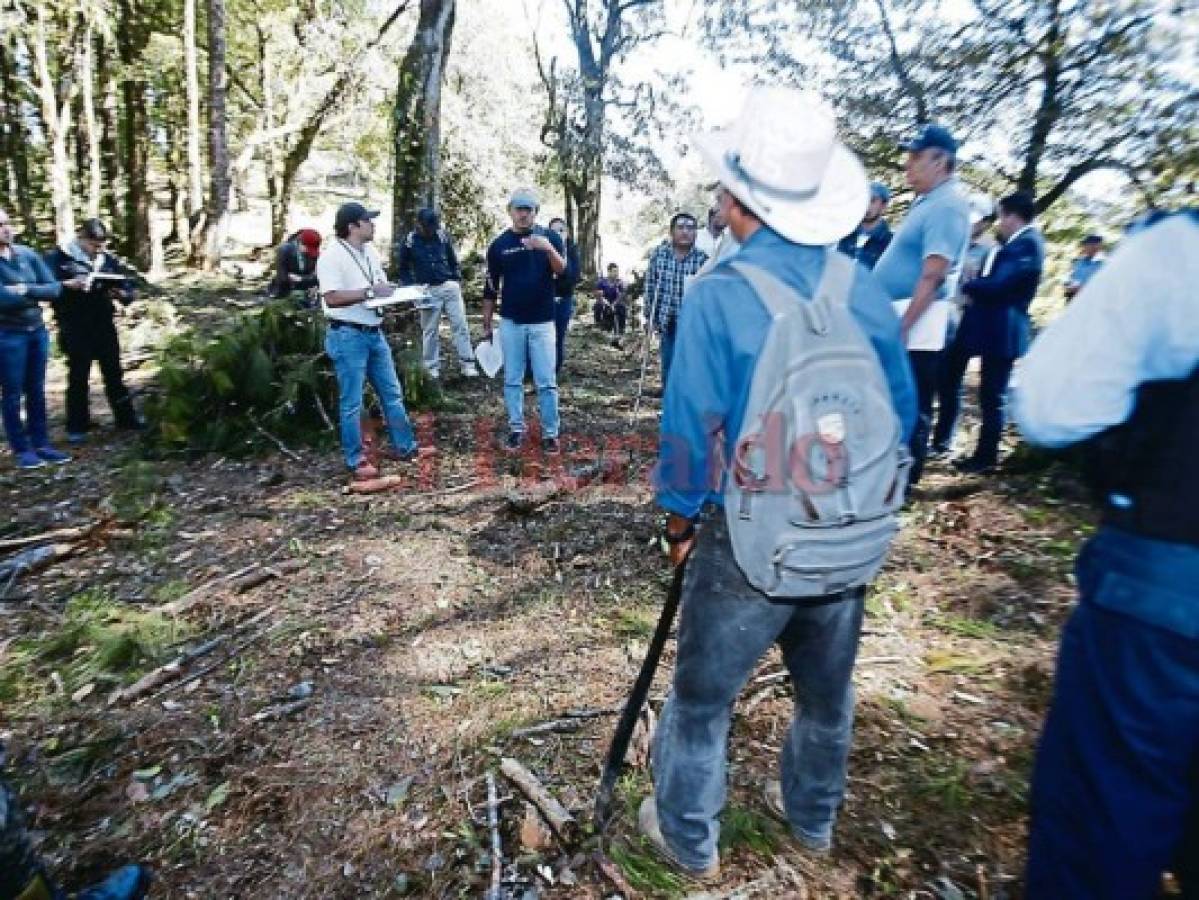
[{"xmin": 363, "ymin": 287, "xmax": 375, "ymax": 300}]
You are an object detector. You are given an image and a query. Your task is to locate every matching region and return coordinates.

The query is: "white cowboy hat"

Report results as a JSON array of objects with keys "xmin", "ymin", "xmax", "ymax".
[{"xmin": 694, "ymin": 88, "xmax": 869, "ymax": 246}]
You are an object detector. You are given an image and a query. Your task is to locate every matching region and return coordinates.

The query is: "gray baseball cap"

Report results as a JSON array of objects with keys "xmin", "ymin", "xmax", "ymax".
[{"xmin": 508, "ymin": 187, "xmax": 540, "ymax": 209}]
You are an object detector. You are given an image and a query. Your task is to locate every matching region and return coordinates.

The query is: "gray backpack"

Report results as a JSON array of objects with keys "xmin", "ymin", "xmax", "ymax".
[{"xmin": 723, "ymin": 251, "xmax": 909, "ymax": 599}]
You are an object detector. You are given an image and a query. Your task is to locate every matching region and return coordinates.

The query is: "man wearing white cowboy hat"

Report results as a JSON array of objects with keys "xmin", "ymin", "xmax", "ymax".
[{"xmin": 642, "ymin": 87, "xmax": 916, "ymax": 879}]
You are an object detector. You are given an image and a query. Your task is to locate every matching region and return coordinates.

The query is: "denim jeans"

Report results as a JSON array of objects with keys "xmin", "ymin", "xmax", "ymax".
[
  {"xmin": 932, "ymin": 342, "xmax": 1015, "ymax": 465},
  {"xmin": 418, "ymin": 281, "xmax": 474, "ymax": 376},
  {"xmin": 324, "ymin": 325, "xmax": 416, "ymax": 468},
  {"xmin": 660, "ymin": 326, "xmax": 677, "ymax": 386},
  {"xmin": 553, "ymin": 296, "xmax": 574, "ymax": 373},
  {"xmin": 1026, "ymin": 526, "xmax": 1199, "ymax": 899},
  {"xmin": 652, "ymin": 512, "xmax": 865, "ymax": 870},
  {"xmin": 0, "ymin": 327, "xmax": 50, "ymax": 453},
  {"xmin": 499, "ymin": 318, "xmax": 559, "ymax": 438}
]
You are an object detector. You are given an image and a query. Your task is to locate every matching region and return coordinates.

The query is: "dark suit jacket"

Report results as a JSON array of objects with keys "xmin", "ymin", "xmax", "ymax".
[{"xmin": 955, "ymin": 226, "xmax": 1045, "ymax": 358}]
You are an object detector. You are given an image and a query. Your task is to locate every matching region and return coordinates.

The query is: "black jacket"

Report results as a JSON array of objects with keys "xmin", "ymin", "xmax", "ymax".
[
  {"xmin": 395, "ymin": 229, "xmax": 462, "ymax": 286},
  {"xmin": 956, "ymin": 226, "xmax": 1045, "ymax": 358},
  {"xmin": 44, "ymin": 246, "xmax": 135, "ymax": 326},
  {"xmin": 837, "ymin": 221, "xmax": 892, "ymax": 270},
  {"xmin": 554, "ymin": 241, "xmax": 581, "ymax": 299},
  {"xmin": 268, "ymin": 239, "xmax": 318, "ymax": 297}
]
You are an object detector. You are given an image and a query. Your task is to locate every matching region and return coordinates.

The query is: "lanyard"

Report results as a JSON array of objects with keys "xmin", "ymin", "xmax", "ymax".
[{"xmin": 337, "ymin": 239, "xmax": 376, "ymax": 286}]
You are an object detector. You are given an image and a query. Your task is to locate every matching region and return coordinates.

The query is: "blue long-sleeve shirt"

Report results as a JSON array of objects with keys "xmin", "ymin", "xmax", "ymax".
[
  {"xmin": 0, "ymin": 245, "xmax": 61, "ymax": 331},
  {"xmin": 655, "ymin": 226, "xmax": 917, "ymax": 519}
]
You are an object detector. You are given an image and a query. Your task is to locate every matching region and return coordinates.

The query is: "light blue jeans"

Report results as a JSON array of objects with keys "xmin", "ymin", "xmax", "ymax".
[
  {"xmin": 324, "ymin": 325, "xmax": 416, "ymax": 469},
  {"xmin": 652, "ymin": 511, "xmax": 864, "ymax": 870},
  {"xmin": 500, "ymin": 318, "xmax": 559, "ymax": 438},
  {"xmin": 0, "ymin": 327, "xmax": 50, "ymax": 453}
]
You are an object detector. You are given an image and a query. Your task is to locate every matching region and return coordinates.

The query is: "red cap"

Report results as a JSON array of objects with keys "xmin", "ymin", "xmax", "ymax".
[{"xmin": 296, "ymin": 229, "xmax": 321, "ymax": 257}]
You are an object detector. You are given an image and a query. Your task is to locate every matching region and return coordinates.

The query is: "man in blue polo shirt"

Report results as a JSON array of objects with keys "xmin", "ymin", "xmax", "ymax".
[
  {"xmin": 482, "ymin": 188, "xmax": 567, "ymax": 453},
  {"xmin": 873, "ymin": 124, "xmax": 971, "ymax": 486},
  {"xmin": 640, "ymin": 89, "xmax": 915, "ymax": 881}
]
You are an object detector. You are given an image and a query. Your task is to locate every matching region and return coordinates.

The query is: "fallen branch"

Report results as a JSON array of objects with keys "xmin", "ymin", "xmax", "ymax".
[
  {"xmin": 499, "ymin": 757, "xmax": 575, "ymax": 841},
  {"xmin": 148, "ymin": 611, "xmax": 281, "ymax": 702},
  {"xmin": 109, "ymin": 636, "xmax": 228, "ymax": 704},
  {"xmin": 485, "ymin": 773, "xmax": 503, "ymax": 900},
  {"xmin": 158, "ymin": 560, "xmax": 303, "ymax": 616},
  {"xmin": 250, "ymin": 696, "xmax": 313, "ymax": 722},
  {"xmin": 0, "ymin": 520, "xmax": 104, "ymax": 552},
  {"xmin": 248, "ymin": 415, "xmax": 301, "ymax": 461},
  {"xmin": 592, "ymin": 850, "xmax": 637, "ymax": 898},
  {"xmin": 510, "ymin": 719, "xmax": 585, "ymax": 740}
]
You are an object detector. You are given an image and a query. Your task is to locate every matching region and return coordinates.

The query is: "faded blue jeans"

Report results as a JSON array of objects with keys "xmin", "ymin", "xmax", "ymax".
[
  {"xmin": 324, "ymin": 324, "xmax": 416, "ymax": 469},
  {"xmin": 652, "ymin": 511, "xmax": 865, "ymax": 870},
  {"xmin": 500, "ymin": 318, "xmax": 559, "ymax": 439},
  {"xmin": 0, "ymin": 326, "xmax": 50, "ymax": 454}
]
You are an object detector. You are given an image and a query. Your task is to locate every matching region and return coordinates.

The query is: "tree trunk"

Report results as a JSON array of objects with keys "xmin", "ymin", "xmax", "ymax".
[
  {"xmin": 95, "ymin": 33, "xmax": 123, "ymax": 236},
  {"xmin": 0, "ymin": 42, "xmax": 36, "ymax": 236},
  {"xmin": 116, "ymin": 0, "xmax": 152, "ymax": 268},
  {"xmin": 80, "ymin": 25, "xmax": 103, "ymax": 218},
  {"xmin": 183, "ymin": 0, "xmax": 205, "ymax": 216},
  {"xmin": 1018, "ymin": 0, "xmax": 1063, "ymax": 196},
  {"xmin": 391, "ymin": 0, "xmax": 456, "ymax": 262},
  {"xmin": 30, "ymin": 5, "xmax": 77, "ymax": 245},
  {"xmin": 203, "ymin": 0, "xmax": 230, "ymax": 272}
]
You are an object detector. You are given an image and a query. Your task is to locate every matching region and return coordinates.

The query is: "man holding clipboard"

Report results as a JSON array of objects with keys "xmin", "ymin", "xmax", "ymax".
[
  {"xmin": 872, "ymin": 124, "xmax": 971, "ymax": 486},
  {"xmin": 317, "ymin": 202, "xmax": 419, "ymax": 481}
]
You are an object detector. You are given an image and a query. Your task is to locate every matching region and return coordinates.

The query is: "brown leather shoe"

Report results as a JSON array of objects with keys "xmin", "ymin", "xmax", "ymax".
[
  {"xmin": 636, "ymin": 797, "xmax": 720, "ymax": 883},
  {"xmin": 352, "ymin": 460, "xmax": 380, "ymax": 481}
]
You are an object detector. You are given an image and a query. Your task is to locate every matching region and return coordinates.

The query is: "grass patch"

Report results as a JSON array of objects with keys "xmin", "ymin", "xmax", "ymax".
[
  {"xmin": 609, "ymin": 840, "xmax": 688, "ymax": 898},
  {"xmin": 612, "ymin": 607, "xmax": 657, "ymax": 640},
  {"xmin": 0, "ymin": 589, "xmax": 188, "ymax": 706},
  {"xmin": 718, "ymin": 804, "xmax": 782, "ymax": 859},
  {"xmin": 931, "ymin": 614, "xmax": 999, "ymax": 640}
]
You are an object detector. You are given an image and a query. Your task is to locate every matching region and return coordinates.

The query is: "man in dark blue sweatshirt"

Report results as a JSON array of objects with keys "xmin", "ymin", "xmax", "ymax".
[
  {"xmin": 0, "ymin": 208, "xmax": 69, "ymax": 469},
  {"xmin": 482, "ymin": 188, "xmax": 567, "ymax": 453}
]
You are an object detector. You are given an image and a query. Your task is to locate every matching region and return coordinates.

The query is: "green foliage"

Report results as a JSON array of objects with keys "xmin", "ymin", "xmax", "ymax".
[
  {"xmin": 0, "ymin": 590, "xmax": 188, "ymax": 707},
  {"xmin": 144, "ymin": 301, "xmax": 335, "ymax": 456},
  {"xmin": 609, "ymin": 840, "xmax": 688, "ymax": 897},
  {"xmin": 718, "ymin": 804, "xmax": 783, "ymax": 859}
]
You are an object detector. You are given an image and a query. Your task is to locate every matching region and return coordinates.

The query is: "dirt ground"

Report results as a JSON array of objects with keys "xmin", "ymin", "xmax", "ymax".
[{"xmin": 1, "ymin": 280, "xmax": 1096, "ymax": 899}]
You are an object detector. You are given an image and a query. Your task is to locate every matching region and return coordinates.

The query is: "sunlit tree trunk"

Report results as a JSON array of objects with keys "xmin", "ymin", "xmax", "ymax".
[
  {"xmin": 203, "ymin": 0, "xmax": 230, "ymax": 271},
  {"xmin": 391, "ymin": 0, "xmax": 455, "ymax": 265}
]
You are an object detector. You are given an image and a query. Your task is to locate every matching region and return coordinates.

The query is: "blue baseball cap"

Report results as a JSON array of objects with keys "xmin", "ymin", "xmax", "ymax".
[
  {"xmin": 899, "ymin": 124, "xmax": 958, "ymax": 155},
  {"xmin": 870, "ymin": 182, "xmax": 891, "ymax": 203}
]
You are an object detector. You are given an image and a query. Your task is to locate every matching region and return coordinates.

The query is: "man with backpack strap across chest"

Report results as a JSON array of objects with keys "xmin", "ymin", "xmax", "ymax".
[{"xmin": 641, "ymin": 88, "xmax": 916, "ymax": 880}]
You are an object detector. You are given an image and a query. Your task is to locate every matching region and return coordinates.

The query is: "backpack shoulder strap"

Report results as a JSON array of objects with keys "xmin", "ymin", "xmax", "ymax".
[
  {"xmin": 817, "ymin": 249, "xmax": 856, "ymax": 308},
  {"xmin": 727, "ymin": 260, "xmax": 801, "ymax": 319}
]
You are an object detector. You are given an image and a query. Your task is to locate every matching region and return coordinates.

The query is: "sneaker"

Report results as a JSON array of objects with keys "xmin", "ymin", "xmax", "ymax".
[
  {"xmin": 352, "ymin": 460, "xmax": 380, "ymax": 481},
  {"xmin": 15, "ymin": 450, "xmax": 44, "ymax": 470},
  {"xmin": 637, "ymin": 797, "xmax": 721, "ymax": 883},
  {"xmin": 762, "ymin": 779, "xmax": 832, "ymax": 855},
  {"xmin": 543, "ymin": 437, "xmax": 561, "ymax": 455},
  {"xmin": 35, "ymin": 447, "xmax": 71, "ymax": 465},
  {"xmin": 67, "ymin": 432, "xmax": 88, "ymax": 446},
  {"xmin": 952, "ymin": 457, "xmax": 995, "ymax": 475},
  {"xmin": 503, "ymin": 432, "xmax": 523, "ymax": 452},
  {"xmin": 460, "ymin": 363, "xmax": 480, "ymax": 378}
]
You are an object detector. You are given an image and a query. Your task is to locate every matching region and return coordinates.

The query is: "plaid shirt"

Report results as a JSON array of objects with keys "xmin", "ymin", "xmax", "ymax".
[{"xmin": 645, "ymin": 242, "xmax": 708, "ymax": 331}]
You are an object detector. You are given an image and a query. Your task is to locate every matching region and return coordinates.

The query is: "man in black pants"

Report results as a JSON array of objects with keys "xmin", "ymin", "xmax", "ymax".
[{"xmin": 44, "ymin": 219, "xmax": 141, "ymax": 444}]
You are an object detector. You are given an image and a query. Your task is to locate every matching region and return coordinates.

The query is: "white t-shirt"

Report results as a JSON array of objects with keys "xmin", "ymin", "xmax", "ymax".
[{"xmin": 316, "ymin": 238, "xmax": 386, "ymax": 326}]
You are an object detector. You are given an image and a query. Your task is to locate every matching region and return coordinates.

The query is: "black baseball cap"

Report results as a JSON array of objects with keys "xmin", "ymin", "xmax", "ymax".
[
  {"xmin": 899, "ymin": 124, "xmax": 958, "ymax": 155},
  {"xmin": 334, "ymin": 202, "xmax": 380, "ymax": 231},
  {"xmin": 1082, "ymin": 234, "xmax": 1103, "ymax": 245}
]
